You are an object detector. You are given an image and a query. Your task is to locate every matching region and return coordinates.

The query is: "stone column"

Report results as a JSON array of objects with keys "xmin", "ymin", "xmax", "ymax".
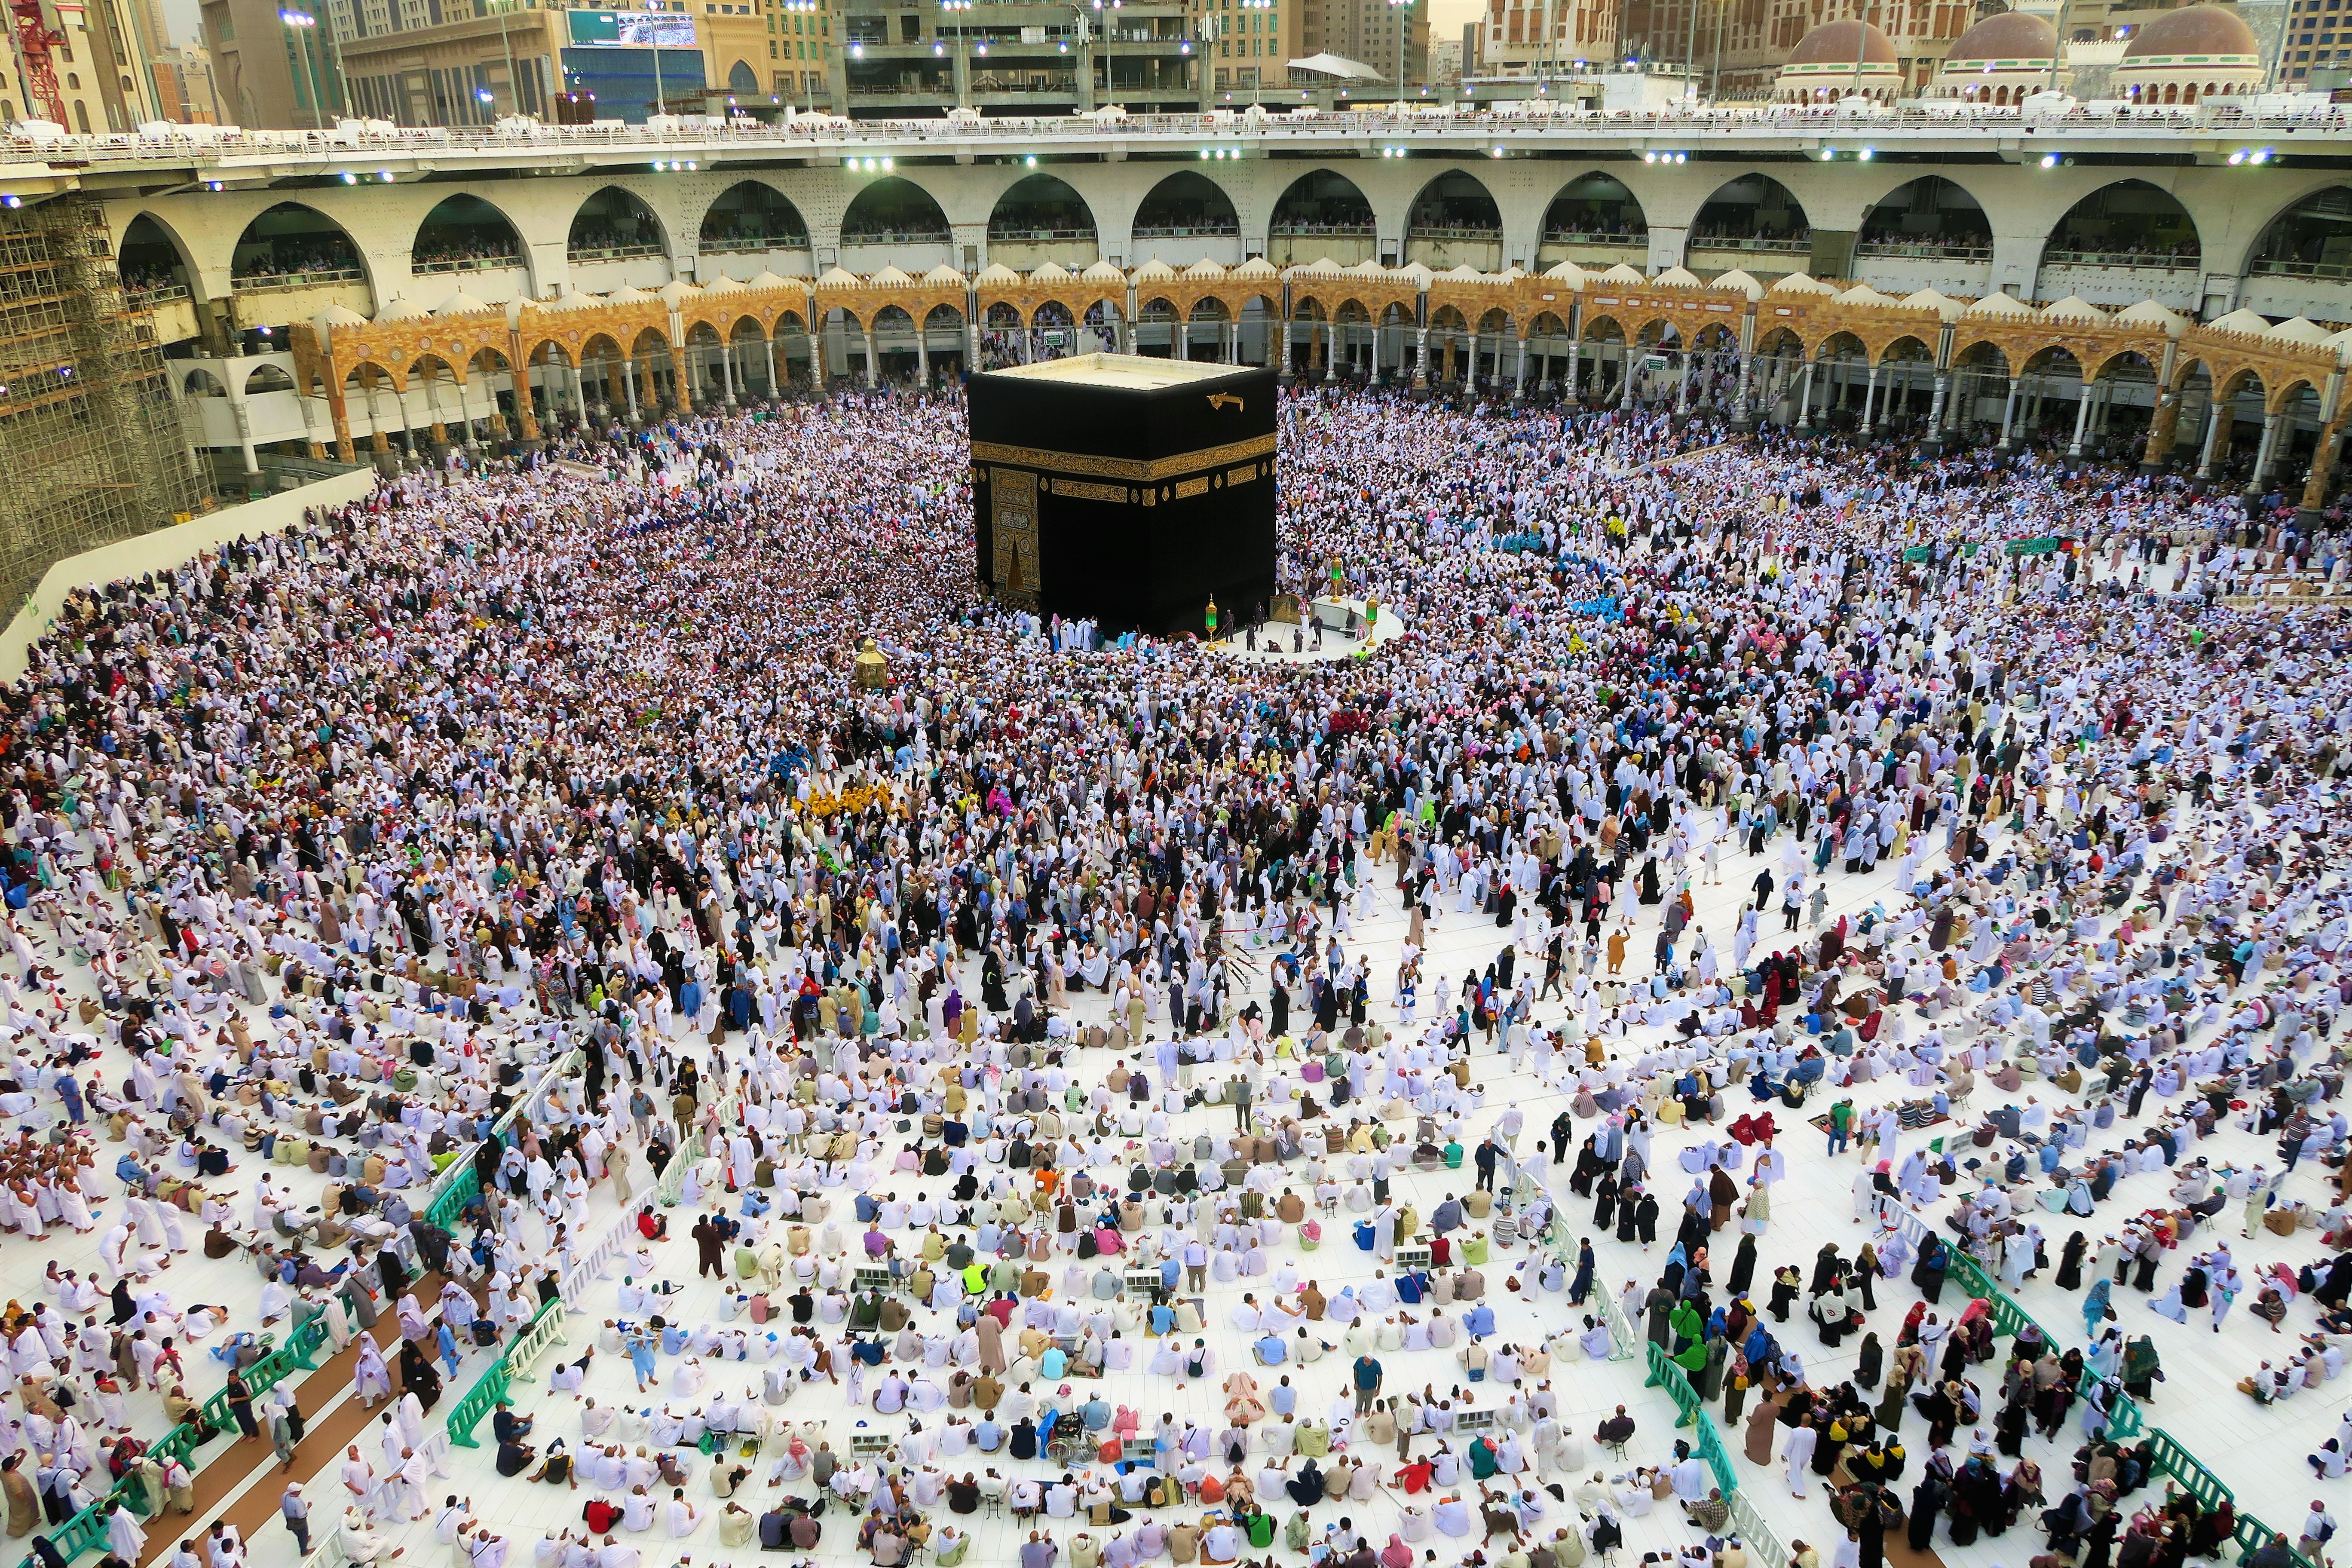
[
  {"xmin": 364, "ymin": 376, "xmax": 391, "ymax": 455},
  {"xmin": 420, "ymin": 372, "xmax": 448, "ymax": 445},
  {"xmin": 1464, "ymin": 331, "xmax": 1478, "ymax": 392},
  {"xmin": 2196, "ymin": 397, "xmax": 2229, "ymax": 480},
  {"xmin": 863, "ymin": 329, "xmax": 880, "ymax": 388},
  {"xmin": 1279, "ymin": 318, "xmax": 1293, "ymax": 378},
  {"xmin": 1324, "ymin": 322, "xmax": 1339, "ymax": 383},
  {"xmin": 2249, "ymin": 407, "xmax": 2284, "ymax": 492},
  {"xmin": 2300, "ymin": 422, "xmax": 2341, "ymax": 519},
  {"xmin": 622, "ymin": 358, "xmax": 641, "ymax": 423},
  {"xmin": 1862, "ymin": 364, "xmax": 1882, "ymax": 432},
  {"xmin": 2068, "ymin": 378, "xmax": 2095, "ymax": 460},
  {"xmin": 764, "ymin": 335, "xmax": 780, "ymax": 398},
  {"xmin": 1925, "ymin": 370, "xmax": 1949, "ymax": 440},
  {"xmin": 1731, "ymin": 353, "xmax": 1754, "ymax": 428},
  {"xmin": 514, "ymin": 360, "xmax": 542, "ymax": 444},
  {"xmin": 2000, "ymin": 376, "xmax": 2021, "ymax": 449},
  {"xmin": 230, "ymin": 401, "xmax": 260, "ymax": 476},
  {"xmin": 1515, "ymin": 335, "xmax": 1529, "ymax": 399},
  {"xmin": 1414, "ymin": 327, "xmax": 1429, "ymax": 389},
  {"xmin": 1562, "ymin": 338, "xmax": 1579, "ymax": 404},
  {"xmin": 720, "ymin": 340, "xmax": 738, "ymax": 407},
  {"xmin": 1175, "ymin": 317, "xmax": 1188, "ymax": 360},
  {"xmin": 916, "ymin": 330, "xmax": 930, "ymax": 389},
  {"xmin": 2141, "ymin": 392, "xmax": 2182, "ymax": 473},
  {"xmin": 1619, "ymin": 346, "xmax": 1637, "ymax": 410},
  {"xmin": 1675, "ymin": 352, "xmax": 1693, "ymax": 416}
]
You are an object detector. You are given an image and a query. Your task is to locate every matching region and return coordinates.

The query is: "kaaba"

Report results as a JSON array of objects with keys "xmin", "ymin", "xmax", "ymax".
[{"xmin": 969, "ymin": 354, "xmax": 1277, "ymax": 638}]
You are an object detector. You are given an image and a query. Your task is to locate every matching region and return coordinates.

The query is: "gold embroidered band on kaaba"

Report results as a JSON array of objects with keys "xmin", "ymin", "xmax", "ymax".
[{"xmin": 971, "ymin": 434, "xmax": 1276, "ymax": 484}]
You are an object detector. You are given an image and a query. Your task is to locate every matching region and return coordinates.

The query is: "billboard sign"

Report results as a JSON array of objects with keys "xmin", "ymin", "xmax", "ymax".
[{"xmin": 567, "ymin": 10, "xmax": 698, "ymax": 47}]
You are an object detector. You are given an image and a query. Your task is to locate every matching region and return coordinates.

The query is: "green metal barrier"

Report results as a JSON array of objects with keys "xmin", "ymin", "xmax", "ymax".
[
  {"xmin": 426, "ymin": 1164, "xmax": 481, "ymax": 1231},
  {"xmin": 445, "ymin": 1354, "xmax": 513, "ymax": 1449},
  {"xmin": 1643, "ymin": 1340, "xmax": 1737, "ymax": 1494}
]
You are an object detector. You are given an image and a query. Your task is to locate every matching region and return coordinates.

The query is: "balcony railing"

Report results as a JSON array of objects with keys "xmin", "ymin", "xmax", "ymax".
[
  {"xmin": 701, "ymin": 234, "xmax": 812, "ymax": 252},
  {"xmin": 1409, "ymin": 225, "xmax": 1502, "ymax": 241},
  {"xmin": 1132, "ymin": 223, "xmax": 1241, "ymax": 238},
  {"xmin": 411, "ymin": 254, "xmax": 522, "ymax": 273},
  {"xmin": 233, "ymin": 266, "xmax": 364, "ymax": 291},
  {"xmin": 841, "ymin": 229, "xmax": 953, "ymax": 245},
  {"xmin": 2249, "ymin": 257, "xmax": 2352, "ymax": 279},
  {"xmin": 1856, "ymin": 240, "xmax": 1993, "ymax": 260},
  {"xmin": 1270, "ymin": 222, "xmax": 1374, "ymax": 237},
  {"xmin": 1687, "ymin": 236, "xmax": 1810, "ymax": 253},
  {"xmin": 2042, "ymin": 249, "xmax": 2199, "ymax": 269},
  {"xmin": 127, "ymin": 282, "xmax": 192, "ymax": 306},
  {"xmin": 1540, "ymin": 229, "xmax": 1648, "ymax": 245},
  {"xmin": 569, "ymin": 243, "xmax": 664, "ymax": 261},
  {"xmin": 989, "ymin": 227, "xmax": 1099, "ymax": 242}
]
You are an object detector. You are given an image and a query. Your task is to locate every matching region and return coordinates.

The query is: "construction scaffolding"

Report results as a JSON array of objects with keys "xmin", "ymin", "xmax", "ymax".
[{"xmin": 0, "ymin": 194, "xmax": 207, "ymax": 617}]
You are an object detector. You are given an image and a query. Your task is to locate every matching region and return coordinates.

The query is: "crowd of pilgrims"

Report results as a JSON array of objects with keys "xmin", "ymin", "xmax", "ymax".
[{"xmin": 4, "ymin": 380, "xmax": 2352, "ymax": 1568}]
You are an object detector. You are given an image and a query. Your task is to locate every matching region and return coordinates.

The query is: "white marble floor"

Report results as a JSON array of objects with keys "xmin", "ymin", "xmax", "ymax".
[{"xmin": 260, "ymin": 767, "xmax": 2350, "ymax": 1568}]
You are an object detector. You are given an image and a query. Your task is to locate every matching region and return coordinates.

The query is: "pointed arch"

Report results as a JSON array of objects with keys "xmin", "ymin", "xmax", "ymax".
[
  {"xmin": 1692, "ymin": 174, "xmax": 1810, "ymax": 254},
  {"xmin": 700, "ymin": 181, "xmax": 811, "ymax": 254},
  {"xmin": 569, "ymin": 186, "xmax": 670, "ymax": 263},
  {"xmin": 988, "ymin": 174, "xmax": 1098, "ymax": 244},
  {"xmin": 1268, "ymin": 169, "xmax": 1374, "ymax": 264},
  {"xmin": 2046, "ymin": 178, "xmax": 2200, "ymax": 266},
  {"xmin": 1406, "ymin": 172, "xmax": 1502, "ymax": 270},
  {"xmin": 118, "ymin": 212, "xmax": 197, "ymax": 300},
  {"xmin": 411, "ymin": 193, "xmax": 524, "ymax": 276},
  {"xmin": 841, "ymin": 177, "xmax": 952, "ymax": 245},
  {"xmin": 1540, "ymin": 171, "xmax": 1648, "ymax": 248},
  {"xmin": 232, "ymin": 202, "xmax": 369, "ymax": 294},
  {"xmin": 1133, "ymin": 172, "xmax": 1241, "ymax": 241},
  {"xmin": 2245, "ymin": 184, "xmax": 2352, "ymax": 279},
  {"xmin": 1856, "ymin": 175, "xmax": 1991, "ymax": 258}
]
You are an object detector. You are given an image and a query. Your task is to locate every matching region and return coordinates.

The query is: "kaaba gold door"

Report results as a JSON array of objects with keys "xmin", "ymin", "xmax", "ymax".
[{"xmin": 990, "ymin": 466, "xmax": 1039, "ymax": 606}]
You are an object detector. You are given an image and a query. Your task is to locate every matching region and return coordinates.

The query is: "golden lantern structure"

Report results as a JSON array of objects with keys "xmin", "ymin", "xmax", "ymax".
[{"xmin": 853, "ymin": 636, "xmax": 889, "ymax": 691}]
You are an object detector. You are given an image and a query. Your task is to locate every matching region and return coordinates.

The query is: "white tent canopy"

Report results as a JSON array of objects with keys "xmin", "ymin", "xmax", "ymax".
[{"xmin": 1286, "ymin": 52, "xmax": 1385, "ymax": 80}]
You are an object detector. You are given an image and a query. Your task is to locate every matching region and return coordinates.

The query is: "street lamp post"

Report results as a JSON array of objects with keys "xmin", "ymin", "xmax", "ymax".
[
  {"xmin": 939, "ymin": 0, "xmax": 972, "ymax": 110},
  {"xmin": 1080, "ymin": 0, "xmax": 1122, "ymax": 108},
  {"xmin": 279, "ymin": 9, "xmax": 323, "ymax": 128},
  {"xmin": 1194, "ymin": 11, "xmax": 1217, "ymax": 112},
  {"xmin": 1387, "ymin": 0, "xmax": 1410, "ymax": 105},
  {"xmin": 490, "ymin": 0, "xmax": 518, "ymax": 115},
  {"xmin": 1236, "ymin": 0, "xmax": 1266, "ymax": 105}
]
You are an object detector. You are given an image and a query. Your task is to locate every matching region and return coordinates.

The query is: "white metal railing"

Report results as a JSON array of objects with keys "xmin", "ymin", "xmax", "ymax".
[
  {"xmin": 657, "ymin": 1125, "xmax": 707, "ymax": 1206},
  {"xmin": 505, "ymin": 1297, "xmax": 572, "ymax": 1380},
  {"xmin": 298, "ymin": 1523, "xmax": 355, "ymax": 1568},
  {"xmin": 16, "ymin": 99, "xmax": 2334, "ymax": 174},
  {"xmin": 418, "ymin": 1045, "xmax": 583, "ymax": 1217},
  {"xmin": 559, "ymin": 1210, "xmax": 638, "ymax": 1311},
  {"xmin": 1725, "ymin": 1484, "xmax": 1792, "ymax": 1568},
  {"xmin": 1874, "ymin": 1191, "xmax": 1932, "ymax": 1245},
  {"xmin": 1589, "ymin": 1270, "xmax": 1640, "ymax": 1362}
]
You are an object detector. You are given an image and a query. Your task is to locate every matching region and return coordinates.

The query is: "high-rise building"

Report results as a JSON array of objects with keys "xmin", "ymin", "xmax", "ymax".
[
  {"xmin": 3, "ymin": 0, "xmax": 174, "ymax": 130},
  {"xmin": 839, "ymin": 0, "xmax": 1199, "ymax": 115},
  {"xmin": 202, "ymin": 0, "xmax": 836, "ymax": 126},
  {"xmin": 1300, "ymin": 0, "xmax": 1424, "ymax": 83},
  {"xmin": 1477, "ymin": 0, "xmax": 1616, "ymax": 73}
]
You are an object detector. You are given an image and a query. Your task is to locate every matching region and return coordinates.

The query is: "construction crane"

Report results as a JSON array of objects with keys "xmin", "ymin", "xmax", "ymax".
[{"xmin": 9, "ymin": 0, "xmax": 66, "ymax": 123}]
